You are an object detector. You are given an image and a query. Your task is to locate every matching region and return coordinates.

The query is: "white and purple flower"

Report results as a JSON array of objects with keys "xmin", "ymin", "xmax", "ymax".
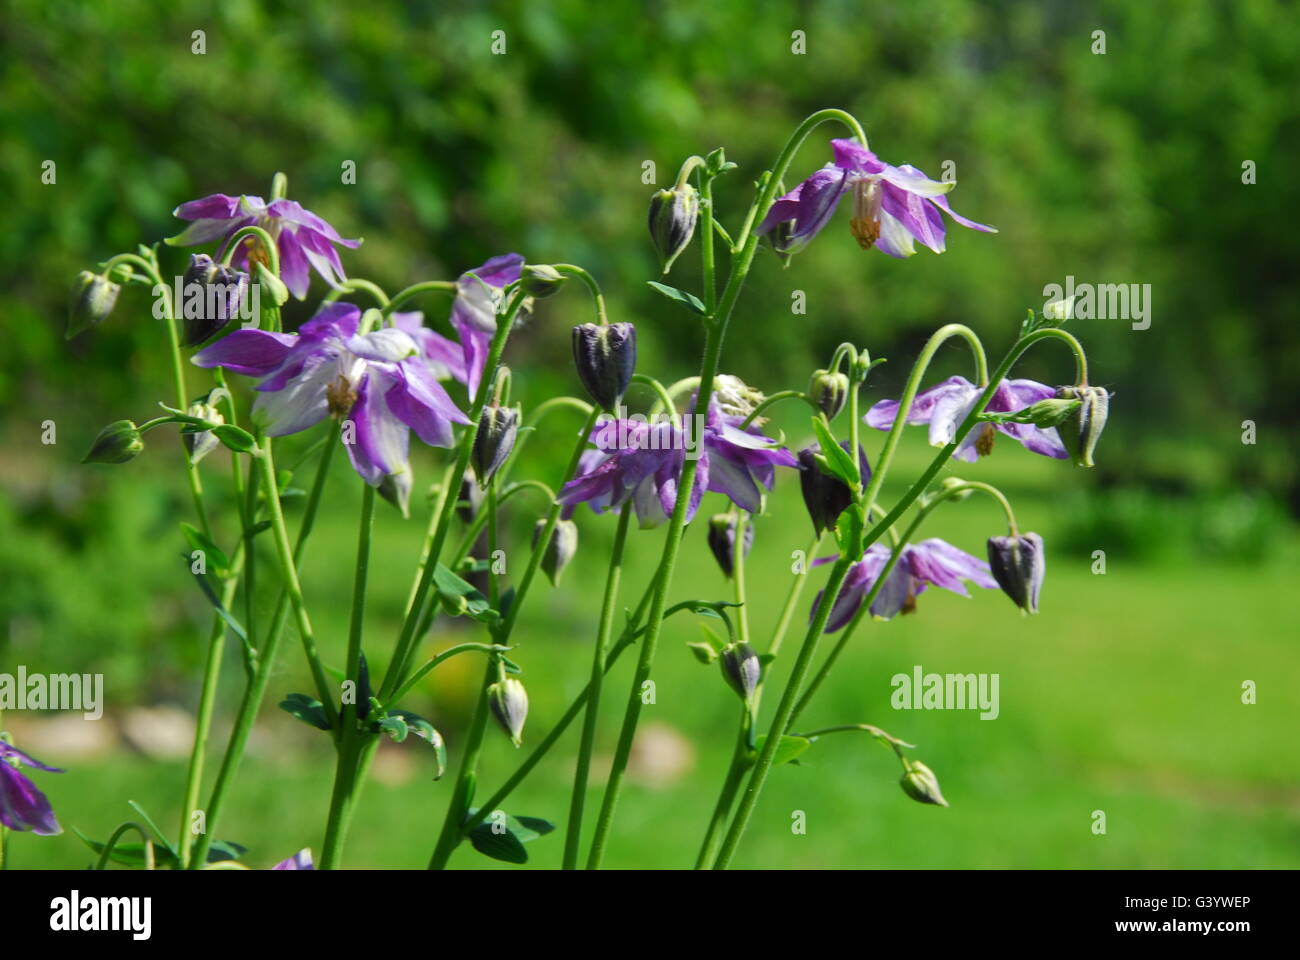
[
  {"xmin": 450, "ymin": 253, "xmax": 526, "ymax": 398},
  {"xmin": 192, "ymin": 303, "xmax": 470, "ymax": 498},
  {"xmin": 272, "ymin": 848, "xmax": 315, "ymax": 870},
  {"xmin": 168, "ymin": 194, "xmax": 361, "ymax": 299},
  {"xmin": 866, "ymin": 375, "xmax": 1068, "ymax": 462},
  {"xmin": 558, "ymin": 401, "xmax": 798, "ymax": 527},
  {"xmin": 814, "ymin": 538, "xmax": 998, "ymax": 632},
  {"xmin": 758, "ymin": 138, "xmax": 995, "ymax": 258},
  {"xmin": 0, "ymin": 741, "xmax": 64, "ymax": 836}
]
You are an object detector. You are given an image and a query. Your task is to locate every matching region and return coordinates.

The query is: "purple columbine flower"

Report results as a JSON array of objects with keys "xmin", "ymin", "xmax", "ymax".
[
  {"xmin": 272, "ymin": 848, "xmax": 315, "ymax": 870},
  {"xmin": 865, "ymin": 375, "xmax": 1068, "ymax": 462},
  {"xmin": 812, "ymin": 538, "xmax": 998, "ymax": 632},
  {"xmin": 391, "ymin": 311, "xmax": 469, "ymax": 386},
  {"xmin": 0, "ymin": 741, "xmax": 64, "ymax": 836},
  {"xmin": 557, "ymin": 401, "xmax": 798, "ymax": 527},
  {"xmin": 450, "ymin": 253, "xmax": 525, "ymax": 398},
  {"xmin": 757, "ymin": 138, "xmax": 995, "ymax": 257},
  {"xmin": 192, "ymin": 303, "xmax": 470, "ymax": 498},
  {"xmin": 168, "ymin": 194, "xmax": 361, "ymax": 300}
]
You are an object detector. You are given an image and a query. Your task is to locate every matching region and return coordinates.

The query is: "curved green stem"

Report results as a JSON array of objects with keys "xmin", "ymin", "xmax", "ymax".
[
  {"xmin": 95, "ymin": 822, "xmax": 155, "ymax": 871},
  {"xmin": 553, "ymin": 264, "xmax": 609, "ymax": 325},
  {"xmin": 380, "ymin": 280, "xmax": 457, "ymax": 317},
  {"xmin": 219, "ymin": 225, "xmax": 281, "ymax": 276},
  {"xmin": 380, "ymin": 643, "xmax": 513, "ymax": 712},
  {"xmin": 323, "ymin": 278, "xmax": 391, "ymax": 307},
  {"xmin": 563, "ymin": 507, "xmax": 632, "ymax": 869}
]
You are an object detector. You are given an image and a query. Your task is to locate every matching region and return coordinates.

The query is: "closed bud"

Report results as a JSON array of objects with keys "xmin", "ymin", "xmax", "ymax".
[
  {"xmin": 706, "ymin": 513, "xmax": 752, "ymax": 578},
  {"xmin": 534, "ymin": 518, "xmax": 579, "ymax": 586},
  {"xmin": 488, "ymin": 677, "xmax": 529, "ymax": 747},
  {"xmin": 519, "ymin": 264, "xmax": 567, "ymax": 298},
  {"xmin": 67, "ymin": 271, "xmax": 121, "ymax": 339},
  {"xmin": 809, "ymin": 369, "xmax": 850, "ymax": 420},
  {"xmin": 181, "ymin": 254, "xmax": 249, "ymax": 346},
  {"xmin": 719, "ymin": 642, "xmax": 762, "ymax": 703},
  {"xmin": 1016, "ymin": 397, "xmax": 1081, "ymax": 429},
  {"xmin": 183, "ymin": 401, "xmax": 224, "ymax": 465},
  {"xmin": 378, "ymin": 470, "xmax": 413, "ymax": 519},
  {"xmin": 900, "ymin": 760, "xmax": 948, "ymax": 807},
  {"xmin": 472, "ymin": 403, "xmax": 519, "ymax": 488},
  {"xmin": 987, "ymin": 532, "xmax": 1045, "ymax": 615},
  {"xmin": 647, "ymin": 183, "xmax": 699, "ymax": 273},
  {"xmin": 1054, "ymin": 385, "xmax": 1110, "ymax": 468},
  {"xmin": 83, "ymin": 419, "xmax": 144, "ymax": 465},
  {"xmin": 686, "ymin": 641, "xmax": 719, "ymax": 665},
  {"xmin": 797, "ymin": 443, "xmax": 870, "ymax": 537},
  {"xmin": 572, "ymin": 322, "xmax": 637, "ymax": 411},
  {"xmin": 440, "ymin": 591, "xmax": 470, "ymax": 617}
]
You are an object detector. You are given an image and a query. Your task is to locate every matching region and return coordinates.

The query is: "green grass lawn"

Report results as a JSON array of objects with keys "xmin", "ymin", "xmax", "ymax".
[{"xmin": 9, "ymin": 434, "xmax": 1299, "ymax": 869}]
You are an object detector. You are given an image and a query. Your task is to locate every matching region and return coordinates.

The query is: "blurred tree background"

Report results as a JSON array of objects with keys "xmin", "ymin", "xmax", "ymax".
[{"xmin": 1, "ymin": 0, "xmax": 1297, "ymax": 868}]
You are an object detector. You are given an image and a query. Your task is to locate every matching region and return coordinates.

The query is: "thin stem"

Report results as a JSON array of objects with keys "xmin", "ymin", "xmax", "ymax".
[
  {"xmin": 318, "ymin": 482, "xmax": 376, "ymax": 870},
  {"xmin": 379, "ymin": 643, "xmax": 512, "ymax": 712},
  {"xmin": 553, "ymin": 264, "xmax": 609, "ymax": 325},
  {"xmin": 94, "ymin": 822, "xmax": 155, "ymax": 871},
  {"xmin": 188, "ymin": 427, "xmax": 337, "ymax": 867},
  {"xmin": 378, "ymin": 289, "xmax": 524, "ymax": 699},
  {"xmin": 218, "ymin": 225, "xmax": 281, "ymax": 275},
  {"xmin": 694, "ymin": 704, "xmax": 751, "ymax": 869},
  {"xmin": 254, "ymin": 436, "xmax": 336, "ymax": 727},
  {"xmin": 323, "ymin": 278, "xmax": 391, "ymax": 307},
  {"xmin": 733, "ymin": 512, "xmax": 751, "ymax": 647},
  {"xmin": 563, "ymin": 506, "xmax": 632, "ymax": 869},
  {"xmin": 380, "ymin": 280, "xmax": 457, "ymax": 317}
]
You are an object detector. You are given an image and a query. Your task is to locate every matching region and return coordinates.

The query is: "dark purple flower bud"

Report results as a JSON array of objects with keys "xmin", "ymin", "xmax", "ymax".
[
  {"xmin": 987, "ymin": 532, "xmax": 1045, "ymax": 614},
  {"xmin": 82, "ymin": 419, "xmax": 144, "ymax": 465},
  {"xmin": 456, "ymin": 468, "xmax": 485, "ymax": 524},
  {"xmin": 519, "ymin": 264, "xmax": 567, "ymax": 298},
  {"xmin": 534, "ymin": 518, "xmax": 579, "ymax": 586},
  {"xmin": 900, "ymin": 760, "xmax": 948, "ymax": 807},
  {"xmin": 472, "ymin": 403, "xmax": 519, "ymax": 488},
  {"xmin": 719, "ymin": 642, "xmax": 762, "ymax": 702},
  {"xmin": 707, "ymin": 513, "xmax": 753, "ymax": 578},
  {"xmin": 797, "ymin": 443, "xmax": 871, "ymax": 536},
  {"xmin": 809, "ymin": 368, "xmax": 850, "ymax": 420},
  {"xmin": 66, "ymin": 270, "xmax": 121, "ymax": 339},
  {"xmin": 488, "ymin": 678, "xmax": 529, "ymax": 747},
  {"xmin": 181, "ymin": 254, "xmax": 249, "ymax": 347},
  {"xmin": 1054, "ymin": 385, "xmax": 1109, "ymax": 468},
  {"xmin": 648, "ymin": 183, "xmax": 699, "ymax": 273},
  {"xmin": 572, "ymin": 322, "xmax": 637, "ymax": 412}
]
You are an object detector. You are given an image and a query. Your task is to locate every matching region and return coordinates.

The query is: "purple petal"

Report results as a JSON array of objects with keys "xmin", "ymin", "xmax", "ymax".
[
  {"xmin": 878, "ymin": 162, "xmax": 953, "ymax": 198},
  {"xmin": 266, "ymin": 200, "xmax": 361, "ymax": 247},
  {"xmin": 192, "ymin": 329, "xmax": 298, "ymax": 376},
  {"xmin": 173, "ymin": 194, "xmax": 243, "ymax": 220},
  {"xmin": 881, "ymin": 180, "xmax": 947, "ymax": 254},
  {"xmin": 756, "ymin": 167, "xmax": 850, "ymax": 252},
  {"xmin": 872, "ymin": 208, "xmax": 918, "ymax": 258},
  {"xmin": 272, "ymin": 848, "xmax": 315, "ymax": 870},
  {"xmin": 277, "ymin": 232, "xmax": 313, "ymax": 300},
  {"xmin": 386, "ymin": 360, "xmax": 469, "ymax": 449},
  {"xmin": 346, "ymin": 367, "xmax": 410, "ymax": 483},
  {"xmin": 251, "ymin": 355, "xmax": 334, "ymax": 437},
  {"xmin": 346, "ymin": 328, "xmax": 419, "ymax": 364},
  {"xmin": 0, "ymin": 764, "xmax": 61, "ymax": 835},
  {"xmin": 464, "ymin": 253, "xmax": 525, "ymax": 289},
  {"xmin": 929, "ymin": 191, "xmax": 998, "ymax": 233},
  {"xmin": 831, "ymin": 139, "xmax": 885, "ymax": 174}
]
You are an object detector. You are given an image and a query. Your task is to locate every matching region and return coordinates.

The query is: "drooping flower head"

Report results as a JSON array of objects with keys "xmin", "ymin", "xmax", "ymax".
[
  {"xmin": 450, "ymin": 253, "xmax": 526, "ymax": 398},
  {"xmin": 866, "ymin": 375, "xmax": 1068, "ymax": 463},
  {"xmin": 812, "ymin": 538, "xmax": 998, "ymax": 632},
  {"xmin": 557, "ymin": 387, "xmax": 798, "ymax": 527},
  {"xmin": 168, "ymin": 194, "xmax": 361, "ymax": 300},
  {"xmin": 193, "ymin": 303, "xmax": 470, "ymax": 507},
  {"xmin": 0, "ymin": 741, "xmax": 64, "ymax": 836},
  {"xmin": 758, "ymin": 138, "xmax": 995, "ymax": 258}
]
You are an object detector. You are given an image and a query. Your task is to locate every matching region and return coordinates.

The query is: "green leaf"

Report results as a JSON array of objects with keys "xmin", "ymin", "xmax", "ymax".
[
  {"xmin": 432, "ymin": 563, "xmax": 498, "ymax": 623},
  {"xmin": 646, "ymin": 281, "xmax": 707, "ymax": 316},
  {"xmin": 212, "ymin": 423, "xmax": 256, "ymax": 453},
  {"xmin": 126, "ymin": 801, "xmax": 179, "ymax": 860},
  {"xmin": 74, "ymin": 828, "xmax": 177, "ymax": 869},
  {"xmin": 391, "ymin": 710, "xmax": 447, "ymax": 779},
  {"xmin": 513, "ymin": 815, "xmax": 556, "ymax": 839},
  {"xmin": 278, "ymin": 693, "xmax": 332, "ymax": 731},
  {"xmin": 205, "ymin": 840, "xmax": 249, "ymax": 863},
  {"xmin": 467, "ymin": 822, "xmax": 528, "ymax": 864},
  {"xmin": 180, "ymin": 522, "xmax": 231, "ymax": 579},
  {"xmin": 811, "ymin": 417, "xmax": 860, "ymax": 487},
  {"xmin": 189, "ymin": 567, "xmax": 248, "ymax": 643},
  {"xmin": 754, "ymin": 734, "xmax": 813, "ymax": 766}
]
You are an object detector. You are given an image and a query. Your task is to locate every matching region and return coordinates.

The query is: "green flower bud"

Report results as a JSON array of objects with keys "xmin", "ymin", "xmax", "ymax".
[
  {"xmin": 686, "ymin": 641, "xmax": 719, "ymax": 665},
  {"xmin": 648, "ymin": 182, "xmax": 699, "ymax": 274},
  {"xmin": 533, "ymin": 518, "xmax": 579, "ymax": 586},
  {"xmin": 809, "ymin": 368, "xmax": 850, "ymax": 420},
  {"xmin": 183, "ymin": 402, "xmax": 224, "ymax": 465},
  {"xmin": 82, "ymin": 419, "xmax": 144, "ymax": 465},
  {"xmin": 719, "ymin": 642, "xmax": 762, "ymax": 703},
  {"xmin": 519, "ymin": 264, "xmax": 567, "ymax": 298},
  {"xmin": 488, "ymin": 677, "xmax": 529, "ymax": 748},
  {"xmin": 1054, "ymin": 385, "xmax": 1110, "ymax": 468},
  {"xmin": 67, "ymin": 271, "xmax": 121, "ymax": 339},
  {"xmin": 900, "ymin": 760, "xmax": 948, "ymax": 807},
  {"xmin": 1016, "ymin": 397, "xmax": 1082, "ymax": 429}
]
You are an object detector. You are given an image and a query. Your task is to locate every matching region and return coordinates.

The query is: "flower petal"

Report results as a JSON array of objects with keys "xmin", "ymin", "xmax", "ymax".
[
  {"xmin": 251, "ymin": 356, "xmax": 334, "ymax": 437},
  {"xmin": 192, "ymin": 329, "xmax": 298, "ymax": 376}
]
